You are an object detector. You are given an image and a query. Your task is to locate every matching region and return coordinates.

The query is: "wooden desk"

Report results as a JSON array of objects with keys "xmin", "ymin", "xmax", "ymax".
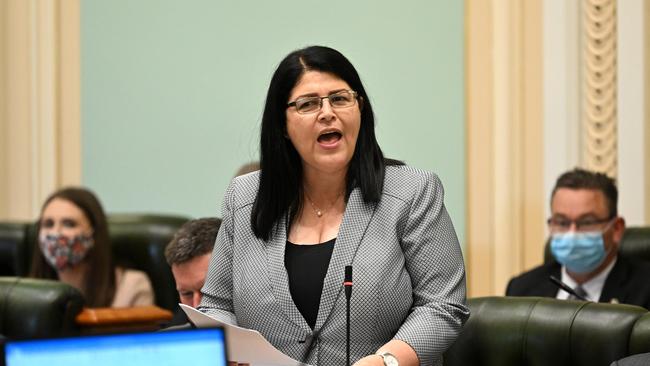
[{"xmin": 76, "ymin": 305, "xmax": 173, "ymax": 333}]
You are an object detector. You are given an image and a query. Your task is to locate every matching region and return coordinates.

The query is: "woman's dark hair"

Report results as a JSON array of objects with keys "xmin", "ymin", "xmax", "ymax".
[
  {"xmin": 253, "ymin": 45, "xmax": 397, "ymax": 240},
  {"xmin": 29, "ymin": 187, "xmax": 116, "ymax": 307}
]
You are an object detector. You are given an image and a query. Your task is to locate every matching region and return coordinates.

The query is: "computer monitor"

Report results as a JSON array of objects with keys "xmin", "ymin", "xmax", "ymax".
[{"xmin": 3, "ymin": 327, "xmax": 227, "ymax": 366}]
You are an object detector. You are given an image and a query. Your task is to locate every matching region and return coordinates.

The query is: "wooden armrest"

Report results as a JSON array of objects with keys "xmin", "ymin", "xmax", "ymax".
[{"xmin": 76, "ymin": 305, "xmax": 173, "ymax": 327}]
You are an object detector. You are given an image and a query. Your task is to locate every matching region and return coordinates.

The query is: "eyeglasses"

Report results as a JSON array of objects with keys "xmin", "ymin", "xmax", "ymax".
[
  {"xmin": 287, "ymin": 90, "xmax": 358, "ymax": 114},
  {"xmin": 547, "ymin": 216, "xmax": 614, "ymax": 233}
]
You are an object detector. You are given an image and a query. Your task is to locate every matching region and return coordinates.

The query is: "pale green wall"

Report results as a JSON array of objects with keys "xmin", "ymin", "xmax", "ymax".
[{"xmin": 81, "ymin": 0, "xmax": 466, "ymax": 243}]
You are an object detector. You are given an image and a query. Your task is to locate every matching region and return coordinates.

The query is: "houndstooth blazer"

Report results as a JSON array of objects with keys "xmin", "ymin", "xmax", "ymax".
[{"xmin": 199, "ymin": 165, "xmax": 469, "ymax": 366}]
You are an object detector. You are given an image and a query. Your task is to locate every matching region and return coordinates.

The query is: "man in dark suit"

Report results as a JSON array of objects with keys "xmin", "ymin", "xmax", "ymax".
[{"xmin": 506, "ymin": 168, "xmax": 650, "ymax": 309}]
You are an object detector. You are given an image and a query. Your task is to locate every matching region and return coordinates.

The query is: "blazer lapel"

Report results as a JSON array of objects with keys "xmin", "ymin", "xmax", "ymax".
[
  {"xmin": 266, "ymin": 214, "xmax": 310, "ymax": 330},
  {"xmin": 540, "ymin": 264, "xmax": 563, "ymax": 297},
  {"xmin": 313, "ymin": 188, "xmax": 377, "ymax": 331}
]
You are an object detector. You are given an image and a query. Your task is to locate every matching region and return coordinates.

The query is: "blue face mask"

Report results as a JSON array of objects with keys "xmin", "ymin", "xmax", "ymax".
[{"xmin": 550, "ymin": 231, "xmax": 608, "ymax": 274}]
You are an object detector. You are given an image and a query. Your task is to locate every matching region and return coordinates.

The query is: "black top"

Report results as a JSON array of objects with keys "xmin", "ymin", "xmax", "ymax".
[{"xmin": 285, "ymin": 238, "xmax": 336, "ymax": 329}]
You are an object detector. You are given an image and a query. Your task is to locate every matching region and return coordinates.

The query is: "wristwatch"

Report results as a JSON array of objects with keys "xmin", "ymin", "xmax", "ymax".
[{"xmin": 377, "ymin": 352, "xmax": 399, "ymax": 366}]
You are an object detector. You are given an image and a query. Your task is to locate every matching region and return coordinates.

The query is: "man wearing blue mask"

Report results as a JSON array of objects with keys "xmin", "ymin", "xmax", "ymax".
[{"xmin": 506, "ymin": 168, "xmax": 650, "ymax": 309}]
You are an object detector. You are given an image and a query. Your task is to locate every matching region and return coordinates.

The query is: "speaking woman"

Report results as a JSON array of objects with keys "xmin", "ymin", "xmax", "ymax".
[{"xmin": 200, "ymin": 46, "xmax": 469, "ymax": 366}]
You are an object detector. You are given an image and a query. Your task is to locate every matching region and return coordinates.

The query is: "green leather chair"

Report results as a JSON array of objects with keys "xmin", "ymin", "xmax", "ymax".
[
  {"xmin": 0, "ymin": 277, "xmax": 84, "ymax": 338},
  {"xmin": 444, "ymin": 297, "xmax": 650, "ymax": 366}
]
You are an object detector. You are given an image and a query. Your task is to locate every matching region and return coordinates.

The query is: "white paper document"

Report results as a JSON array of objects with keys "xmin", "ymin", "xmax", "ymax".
[{"xmin": 180, "ymin": 304, "xmax": 311, "ymax": 366}]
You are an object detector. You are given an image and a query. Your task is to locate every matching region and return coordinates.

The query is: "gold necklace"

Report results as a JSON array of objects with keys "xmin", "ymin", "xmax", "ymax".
[{"xmin": 304, "ymin": 191, "xmax": 342, "ymax": 218}]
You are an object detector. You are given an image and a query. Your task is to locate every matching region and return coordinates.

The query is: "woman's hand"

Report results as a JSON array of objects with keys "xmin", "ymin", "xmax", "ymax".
[
  {"xmin": 356, "ymin": 340, "xmax": 419, "ymax": 366},
  {"xmin": 352, "ymin": 354, "xmax": 384, "ymax": 366}
]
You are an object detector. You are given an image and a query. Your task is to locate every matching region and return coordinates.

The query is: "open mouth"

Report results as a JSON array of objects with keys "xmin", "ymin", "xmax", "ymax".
[{"xmin": 317, "ymin": 131, "xmax": 342, "ymax": 144}]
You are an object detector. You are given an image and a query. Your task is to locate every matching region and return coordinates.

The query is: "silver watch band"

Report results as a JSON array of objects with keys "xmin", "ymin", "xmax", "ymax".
[{"xmin": 377, "ymin": 351, "xmax": 399, "ymax": 366}]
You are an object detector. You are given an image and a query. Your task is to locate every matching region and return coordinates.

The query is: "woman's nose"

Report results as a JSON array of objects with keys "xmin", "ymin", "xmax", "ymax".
[{"xmin": 318, "ymin": 99, "xmax": 335, "ymax": 122}]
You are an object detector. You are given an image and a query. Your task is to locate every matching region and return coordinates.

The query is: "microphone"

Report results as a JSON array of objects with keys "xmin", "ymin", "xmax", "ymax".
[
  {"xmin": 344, "ymin": 265, "xmax": 352, "ymax": 366},
  {"xmin": 549, "ymin": 275, "xmax": 588, "ymax": 301},
  {"xmin": 344, "ymin": 265, "xmax": 353, "ymax": 299}
]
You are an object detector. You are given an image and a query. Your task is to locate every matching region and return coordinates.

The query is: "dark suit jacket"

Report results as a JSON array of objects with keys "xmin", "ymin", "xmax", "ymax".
[{"xmin": 506, "ymin": 256, "xmax": 650, "ymax": 309}]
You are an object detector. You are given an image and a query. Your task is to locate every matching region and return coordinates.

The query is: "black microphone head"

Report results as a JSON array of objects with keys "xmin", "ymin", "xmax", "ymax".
[{"xmin": 345, "ymin": 265, "xmax": 352, "ymax": 282}]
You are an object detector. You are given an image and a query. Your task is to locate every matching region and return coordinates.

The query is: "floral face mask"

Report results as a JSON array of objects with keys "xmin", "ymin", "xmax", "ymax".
[{"xmin": 39, "ymin": 233, "xmax": 94, "ymax": 271}]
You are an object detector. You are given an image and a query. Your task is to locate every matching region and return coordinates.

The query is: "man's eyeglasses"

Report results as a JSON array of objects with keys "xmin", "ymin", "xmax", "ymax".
[
  {"xmin": 547, "ymin": 217, "xmax": 614, "ymax": 233},
  {"xmin": 287, "ymin": 90, "xmax": 358, "ymax": 114}
]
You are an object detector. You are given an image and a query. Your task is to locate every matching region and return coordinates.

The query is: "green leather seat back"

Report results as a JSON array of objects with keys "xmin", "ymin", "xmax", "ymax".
[
  {"xmin": 444, "ymin": 297, "xmax": 533, "ymax": 365},
  {"xmin": 0, "ymin": 277, "xmax": 84, "ymax": 338},
  {"xmin": 0, "ymin": 222, "xmax": 30, "ymax": 276},
  {"xmin": 107, "ymin": 214, "xmax": 189, "ymax": 311},
  {"xmin": 619, "ymin": 227, "xmax": 650, "ymax": 261},
  {"xmin": 444, "ymin": 297, "xmax": 647, "ymax": 366},
  {"xmin": 629, "ymin": 313, "xmax": 650, "ymax": 355}
]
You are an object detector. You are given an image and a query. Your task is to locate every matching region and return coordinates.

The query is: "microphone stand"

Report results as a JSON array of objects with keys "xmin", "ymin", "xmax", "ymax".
[{"xmin": 344, "ymin": 266, "xmax": 353, "ymax": 366}]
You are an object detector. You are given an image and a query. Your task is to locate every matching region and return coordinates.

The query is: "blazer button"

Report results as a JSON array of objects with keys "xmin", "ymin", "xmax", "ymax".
[{"xmin": 299, "ymin": 334, "xmax": 312, "ymax": 344}]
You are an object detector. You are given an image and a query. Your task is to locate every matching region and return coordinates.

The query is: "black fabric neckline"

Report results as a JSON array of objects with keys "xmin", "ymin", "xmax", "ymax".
[{"xmin": 284, "ymin": 238, "xmax": 336, "ymax": 329}]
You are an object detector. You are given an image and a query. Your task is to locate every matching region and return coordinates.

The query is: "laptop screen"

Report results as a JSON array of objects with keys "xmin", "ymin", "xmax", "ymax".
[{"xmin": 3, "ymin": 327, "xmax": 227, "ymax": 366}]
